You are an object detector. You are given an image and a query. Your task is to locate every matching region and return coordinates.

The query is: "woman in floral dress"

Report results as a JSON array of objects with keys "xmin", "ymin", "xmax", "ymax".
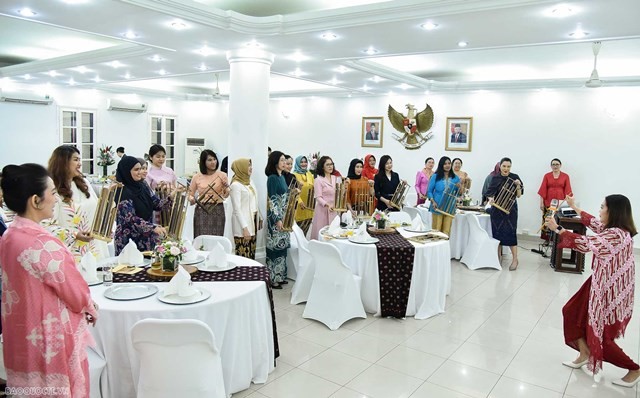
[
  {"xmin": 45, "ymin": 145, "xmax": 109, "ymax": 260},
  {"xmin": 265, "ymin": 151, "xmax": 290, "ymax": 289}
]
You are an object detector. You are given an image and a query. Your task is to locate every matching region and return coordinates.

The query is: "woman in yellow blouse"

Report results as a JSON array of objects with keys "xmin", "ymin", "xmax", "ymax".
[
  {"xmin": 292, "ymin": 155, "xmax": 314, "ymax": 235},
  {"xmin": 188, "ymin": 150, "xmax": 229, "ymax": 237}
]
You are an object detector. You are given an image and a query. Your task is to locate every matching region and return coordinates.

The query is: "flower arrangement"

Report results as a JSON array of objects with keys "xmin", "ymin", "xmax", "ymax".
[
  {"xmin": 308, "ymin": 151, "xmax": 320, "ymax": 173},
  {"xmin": 462, "ymin": 189, "xmax": 472, "ymax": 206},
  {"xmin": 154, "ymin": 239, "xmax": 188, "ymax": 272},
  {"xmin": 97, "ymin": 145, "xmax": 116, "ymax": 177},
  {"xmin": 371, "ymin": 209, "xmax": 389, "ymax": 229}
]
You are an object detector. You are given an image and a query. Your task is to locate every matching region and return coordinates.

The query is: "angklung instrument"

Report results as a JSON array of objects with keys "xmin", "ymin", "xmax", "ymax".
[
  {"xmin": 352, "ymin": 182, "xmax": 375, "ymax": 215},
  {"xmin": 333, "ymin": 180, "xmax": 348, "ymax": 212},
  {"xmin": 434, "ymin": 180, "xmax": 460, "ymax": 218},
  {"xmin": 166, "ymin": 182, "xmax": 189, "ymax": 240},
  {"xmin": 491, "ymin": 177, "xmax": 518, "ymax": 215},
  {"xmin": 281, "ymin": 179, "xmax": 301, "ymax": 232},
  {"xmin": 388, "ymin": 180, "xmax": 410, "ymax": 210},
  {"xmin": 90, "ymin": 183, "xmax": 122, "ymax": 242},
  {"xmin": 194, "ymin": 176, "xmax": 228, "ymax": 214}
]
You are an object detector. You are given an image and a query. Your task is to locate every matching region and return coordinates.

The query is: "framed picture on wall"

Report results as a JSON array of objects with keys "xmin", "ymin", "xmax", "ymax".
[
  {"xmin": 445, "ymin": 117, "xmax": 473, "ymax": 152},
  {"xmin": 361, "ymin": 116, "xmax": 383, "ymax": 148}
]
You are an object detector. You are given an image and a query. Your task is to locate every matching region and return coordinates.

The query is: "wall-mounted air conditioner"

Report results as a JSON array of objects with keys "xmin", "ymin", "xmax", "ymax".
[
  {"xmin": 0, "ymin": 90, "xmax": 53, "ymax": 105},
  {"xmin": 107, "ymin": 99, "xmax": 147, "ymax": 113},
  {"xmin": 185, "ymin": 138, "xmax": 206, "ymax": 175}
]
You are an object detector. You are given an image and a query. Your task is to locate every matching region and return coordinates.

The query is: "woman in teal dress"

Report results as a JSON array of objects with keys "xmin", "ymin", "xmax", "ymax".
[{"xmin": 265, "ymin": 150, "xmax": 290, "ymax": 289}]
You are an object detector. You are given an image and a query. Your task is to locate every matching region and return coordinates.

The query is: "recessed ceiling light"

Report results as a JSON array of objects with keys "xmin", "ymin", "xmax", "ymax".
[
  {"xmin": 369, "ymin": 76, "xmax": 383, "ymax": 83},
  {"xmin": 363, "ymin": 47, "xmax": 379, "ymax": 55},
  {"xmin": 196, "ymin": 46, "xmax": 215, "ymax": 56},
  {"xmin": 329, "ymin": 77, "xmax": 341, "ymax": 85},
  {"xmin": 196, "ymin": 64, "xmax": 208, "ymax": 71},
  {"xmin": 23, "ymin": 74, "xmax": 32, "ymax": 80},
  {"xmin": 458, "ymin": 41, "xmax": 468, "ymax": 47},
  {"xmin": 169, "ymin": 20, "xmax": 187, "ymax": 30},
  {"xmin": 93, "ymin": 76, "xmax": 102, "ymax": 83},
  {"xmin": 124, "ymin": 72, "xmax": 131, "ymax": 79},
  {"xmin": 397, "ymin": 83, "xmax": 411, "ymax": 90},
  {"xmin": 109, "ymin": 61, "xmax": 124, "ymax": 68},
  {"xmin": 362, "ymin": 85, "xmax": 370, "ymax": 92},
  {"xmin": 122, "ymin": 30, "xmax": 138, "ymax": 39},
  {"xmin": 320, "ymin": 32, "xmax": 338, "ymax": 41},
  {"xmin": 288, "ymin": 52, "xmax": 309, "ymax": 62},
  {"xmin": 158, "ymin": 69, "xmax": 167, "ymax": 76},
  {"xmin": 245, "ymin": 40, "xmax": 262, "ymax": 48},
  {"xmin": 569, "ymin": 29, "xmax": 589, "ymax": 38},
  {"xmin": 17, "ymin": 8, "xmax": 37, "ymax": 17},
  {"xmin": 150, "ymin": 55, "xmax": 163, "ymax": 62},
  {"xmin": 550, "ymin": 4, "xmax": 574, "ymax": 17},
  {"xmin": 291, "ymin": 68, "xmax": 305, "ymax": 77},
  {"xmin": 387, "ymin": 91, "xmax": 395, "ymax": 96},
  {"xmin": 68, "ymin": 78, "xmax": 76, "ymax": 86},
  {"xmin": 335, "ymin": 66, "xmax": 350, "ymax": 73},
  {"xmin": 420, "ymin": 22, "xmax": 439, "ymax": 30},
  {"xmin": 74, "ymin": 66, "xmax": 89, "ymax": 74},
  {"xmin": 47, "ymin": 71, "xmax": 59, "ymax": 77}
]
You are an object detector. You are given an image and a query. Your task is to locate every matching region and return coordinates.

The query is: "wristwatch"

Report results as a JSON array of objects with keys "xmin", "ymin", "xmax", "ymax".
[{"xmin": 555, "ymin": 226, "xmax": 564, "ymax": 233}]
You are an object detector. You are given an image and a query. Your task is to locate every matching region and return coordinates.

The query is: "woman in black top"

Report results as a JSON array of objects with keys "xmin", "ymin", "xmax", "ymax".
[{"xmin": 374, "ymin": 155, "xmax": 401, "ymax": 211}]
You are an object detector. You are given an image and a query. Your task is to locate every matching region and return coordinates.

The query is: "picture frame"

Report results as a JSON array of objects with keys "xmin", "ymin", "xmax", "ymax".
[
  {"xmin": 361, "ymin": 116, "xmax": 383, "ymax": 148},
  {"xmin": 445, "ymin": 117, "xmax": 473, "ymax": 152}
]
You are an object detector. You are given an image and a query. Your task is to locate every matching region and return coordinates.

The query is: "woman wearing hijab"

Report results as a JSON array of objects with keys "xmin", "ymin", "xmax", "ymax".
[
  {"xmin": 362, "ymin": 154, "xmax": 378, "ymax": 180},
  {"xmin": 114, "ymin": 156, "xmax": 172, "ymax": 255},
  {"xmin": 346, "ymin": 158, "xmax": 375, "ymax": 216},
  {"xmin": 230, "ymin": 158, "xmax": 260, "ymax": 259},
  {"xmin": 293, "ymin": 155, "xmax": 315, "ymax": 235}
]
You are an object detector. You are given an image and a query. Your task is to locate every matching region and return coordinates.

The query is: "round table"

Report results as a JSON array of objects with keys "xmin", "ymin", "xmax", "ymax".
[
  {"xmin": 90, "ymin": 257, "xmax": 275, "ymax": 398},
  {"xmin": 319, "ymin": 227, "xmax": 450, "ymax": 319}
]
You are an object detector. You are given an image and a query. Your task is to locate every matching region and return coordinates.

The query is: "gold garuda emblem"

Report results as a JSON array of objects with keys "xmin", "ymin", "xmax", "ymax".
[{"xmin": 387, "ymin": 103, "xmax": 434, "ymax": 150}]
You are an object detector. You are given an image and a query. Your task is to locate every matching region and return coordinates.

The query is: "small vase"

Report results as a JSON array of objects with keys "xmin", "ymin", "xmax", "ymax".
[
  {"xmin": 376, "ymin": 219, "xmax": 386, "ymax": 230},
  {"xmin": 102, "ymin": 164, "xmax": 108, "ymax": 177},
  {"xmin": 162, "ymin": 256, "xmax": 178, "ymax": 272}
]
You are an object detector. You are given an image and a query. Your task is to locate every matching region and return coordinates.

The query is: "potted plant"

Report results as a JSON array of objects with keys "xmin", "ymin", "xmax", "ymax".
[
  {"xmin": 371, "ymin": 209, "xmax": 389, "ymax": 230},
  {"xmin": 97, "ymin": 145, "xmax": 116, "ymax": 178},
  {"xmin": 154, "ymin": 239, "xmax": 187, "ymax": 272}
]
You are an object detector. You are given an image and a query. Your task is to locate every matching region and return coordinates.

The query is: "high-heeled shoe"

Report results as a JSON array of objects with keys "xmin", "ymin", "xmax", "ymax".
[
  {"xmin": 270, "ymin": 282, "xmax": 282, "ymax": 290},
  {"xmin": 509, "ymin": 262, "xmax": 518, "ymax": 271},
  {"xmin": 612, "ymin": 376, "xmax": 640, "ymax": 388},
  {"xmin": 562, "ymin": 359, "xmax": 589, "ymax": 369}
]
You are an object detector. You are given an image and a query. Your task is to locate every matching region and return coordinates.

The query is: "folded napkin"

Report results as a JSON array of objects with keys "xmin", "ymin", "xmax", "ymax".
[
  {"xmin": 411, "ymin": 215, "xmax": 426, "ymax": 231},
  {"xmin": 182, "ymin": 239, "xmax": 198, "ymax": 262},
  {"xmin": 118, "ymin": 239, "xmax": 144, "ymax": 266},
  {"xmin": 342, "ymin": 211, "xmax": 353, "ymax": 226},
  {"xmin": 203, "ymin": 242, "xmax": 228, "ymax": 270},
  {"xmin": 77, "ymin": 252, "xmax": 99, "ymax": 284},
  {"xmin": 352, "ymin": 222, "xmax": 373, "ymax": 241},
  {"xmin": 326, "ymin": 215, "xmax": 342, "ymax": 236},
  {"xmin": 164, "ymin": 266, "xmax": 198, "ymax": 297}
]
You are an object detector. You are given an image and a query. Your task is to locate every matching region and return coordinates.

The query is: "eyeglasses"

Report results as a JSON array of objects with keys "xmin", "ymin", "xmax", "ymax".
[
  {"xmin": 325, "ymin": 163, "xmax": 334, "ymax": 166},
  {"xmin": 551, "ymin": 163, "xmax": 561, "ymax": 166}
]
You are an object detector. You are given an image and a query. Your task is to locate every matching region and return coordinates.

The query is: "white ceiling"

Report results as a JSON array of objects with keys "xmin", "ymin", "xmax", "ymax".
[{"xmin": 1, "ymin": 0, "xmax": 639, "ymax": 99}]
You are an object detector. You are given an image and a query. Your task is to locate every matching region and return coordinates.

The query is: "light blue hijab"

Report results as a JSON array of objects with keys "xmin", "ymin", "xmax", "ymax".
[{"xmin": 294, "ymin": 155, "xmax": 307, "ymax": 174}]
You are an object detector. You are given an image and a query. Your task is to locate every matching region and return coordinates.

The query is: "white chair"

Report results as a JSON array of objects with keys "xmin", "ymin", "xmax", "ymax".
[
  {"xmin": 460, "ymin": 214, "xmax": 501, "ymax": 271},
  {"xmin": 290, "ymin": 240, "xmax": 315, "ymax": 304},
  {"xmin": 131, "ymin": 319, "xmax": 227, "ymax": 398},
  {"xmin": 287, "ymin": 233, "xmax": 299, "ymax": 280},
  {"xmin": 87, "ymin": 347, "xmax": 106, "ymax": 398},
  {"xmin": 402, "ymin": 206, "xmax": 421, "ymax": 222},
  {"xmin": 193, "ymin": 235, "xmax": 233, "ymax": 254},
  {"xmin": 404, "ymin": 191, "xmax": 418, "ymax": 207},
  {"xmin": 303, "ymin": 241, "xmax": 366, "ymax": 330},
  {"xmin": 388, "ymin": 211, "xmax": 412, "ymax": 224}
]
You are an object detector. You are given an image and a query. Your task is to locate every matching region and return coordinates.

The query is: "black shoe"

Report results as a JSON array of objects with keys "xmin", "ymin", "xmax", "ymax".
[
  {"xmin": 271, "ymin": 283, "xmax": 282, "ymax": 289},
  {"xmin": 280, "ymin": 280, "xmax": 289, "ymax": 285}
]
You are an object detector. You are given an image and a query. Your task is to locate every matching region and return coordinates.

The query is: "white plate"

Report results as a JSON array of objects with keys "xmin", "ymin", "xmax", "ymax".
[
  {"xmin": 87, "ymin": 279, "xmax": 102, "ymax": 287},
  {"xmin": 158, "ymin": 287, "xmax": 211, "ymax": 305},
  {"xmin": 403, "ymin": 227, "xmax": 434, "ymax": 233},
  {"xmin": 99, "ymin": 257, "xmax": 152, "ymax": 268},
  {"xmin": 180, "ymin": 255, "xmax": 206, "ymax": 265},
  {"xmin": 198, "ymin": 261, "xmax": 238, "ymax": 273},
  {"xmin": 348, "ymin": 236, "xmax": 379, "ymax": 244},
  {"xmin": 104, "ymin": 284, "xmax": 158, "ymax": 301}
]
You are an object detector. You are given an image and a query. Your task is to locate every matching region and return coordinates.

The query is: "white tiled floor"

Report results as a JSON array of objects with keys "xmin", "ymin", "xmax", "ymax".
[{"xmin": 235, "ymin": 243, "xmax": 640, "ymax": 398}]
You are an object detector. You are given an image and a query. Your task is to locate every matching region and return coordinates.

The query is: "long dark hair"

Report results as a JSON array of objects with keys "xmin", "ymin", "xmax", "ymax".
[
  {"xmin": 315, "ymin": 156, "xmax": 333, "ymax": 178},
  {"xmin": 199, "ymin": 149, "xmax": 218, "ymax": 174},
  {"xmin": 378, "ymin": 155, "xmax": 392, "ymax": 173},
  {"xmin": 605, "ymin": 194, "xmax": 637, "ymax": 236},
  {"xmin": 1, "ymin": 164, "xmax": 50, "ymax": 215},
  {"xmin": 265, "ymin": 151, "xmax": 284, "ymax": 176},
  {"xmin": 434, "ymin": 156, "xmax": 452, "ymax": 181},
  {"xmin": 48, "ymin": 145, "xmax": 90, "ymax": 202}
]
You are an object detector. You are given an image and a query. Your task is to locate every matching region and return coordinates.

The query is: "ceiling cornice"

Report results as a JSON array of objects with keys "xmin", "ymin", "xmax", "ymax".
[
  {"xmin": 0, "ymin": 44, "xmax": 155, "ymax": 78},
  {"xmin": 119, "ymin": 0, "xmax": 559, "ymax": 35},
  {"xmin": 343, "ymin": 59, "xmax": 432, "ymax": 88}
]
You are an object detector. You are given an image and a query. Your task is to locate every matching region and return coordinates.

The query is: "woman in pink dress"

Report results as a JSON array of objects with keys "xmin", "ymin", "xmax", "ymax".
[
  {"xmin": 145, "ymin": 144, "xmax": 177, "ymax": 190},
  {"xmin": 310, "ymin": 156, "xmax": 341, "ymax": 240},
  {"xmin": 0, "ymin": 163, "xmax": 98, "ymax": 397},
  {"xmin": 414, "ymin": 157, "xmax": 434, "ymax": 205},
  {"xmin": 546, "ymin": 194, "xmax": 638, "ymax": 387},
  {"xmin": 538, "ymin": 158, "xmax": 572, "ymax": 239}
]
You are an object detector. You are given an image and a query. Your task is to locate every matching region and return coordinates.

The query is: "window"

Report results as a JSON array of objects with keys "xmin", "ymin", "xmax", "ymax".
[
  {"xmin": 150, "ymin": 115, "xmax": 177, "ymax": 169},
  {"xmin": 61, "ymin": 109, "xmax": 96, "ymax": 174}
]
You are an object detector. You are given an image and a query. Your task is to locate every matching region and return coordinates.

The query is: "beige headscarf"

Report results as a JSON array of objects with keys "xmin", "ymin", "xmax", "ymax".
[{"xmin": 231, "ymin": 158, "xmax": 251, "ymax": 186}]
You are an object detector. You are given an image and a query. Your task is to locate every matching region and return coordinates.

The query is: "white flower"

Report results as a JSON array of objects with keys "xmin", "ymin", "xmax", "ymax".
[{"xmin": 169, "ymin": 247, "xmax": 181, "ymax": 256}]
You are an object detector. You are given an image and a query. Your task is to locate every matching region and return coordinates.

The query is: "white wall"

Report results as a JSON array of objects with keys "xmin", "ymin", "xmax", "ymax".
[{"xmin": 1, "ymin": 84, "xmax": 638, "ymax": 247}]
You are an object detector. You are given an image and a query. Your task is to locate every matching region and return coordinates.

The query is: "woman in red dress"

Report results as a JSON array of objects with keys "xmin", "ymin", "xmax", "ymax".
[
  {"xmin": 546, "ymin": 194, "xmax": 638, "ymax": 387},
  {"xmin": 538, "ymin": 158, "xmax": 572, "ymax": 239}
]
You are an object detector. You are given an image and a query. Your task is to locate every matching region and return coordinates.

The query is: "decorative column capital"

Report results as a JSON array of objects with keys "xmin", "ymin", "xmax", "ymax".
[{"xmin": 226, "ymin": 49, "xmax": 275, "ymax": 66}]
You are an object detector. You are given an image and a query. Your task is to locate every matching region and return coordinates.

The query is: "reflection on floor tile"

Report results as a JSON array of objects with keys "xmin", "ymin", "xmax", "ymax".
[{"xmin": 233, "ymin": 246, "xmax": 640, "ymax": 398}]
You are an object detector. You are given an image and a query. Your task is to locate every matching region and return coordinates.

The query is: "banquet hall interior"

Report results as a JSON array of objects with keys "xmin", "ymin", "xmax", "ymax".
[{"xmin": 1, "ymin": 0, "xmax": 639, "ymax": 397}]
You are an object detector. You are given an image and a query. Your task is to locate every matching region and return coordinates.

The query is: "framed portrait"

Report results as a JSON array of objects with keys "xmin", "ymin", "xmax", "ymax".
[
  {"xmin": 445, "ymin": 117, "xmax": 473, "ymax": 152},
  {"xmin": 361, "ymin": 116, "xmax": 383, "ymax": 148}
]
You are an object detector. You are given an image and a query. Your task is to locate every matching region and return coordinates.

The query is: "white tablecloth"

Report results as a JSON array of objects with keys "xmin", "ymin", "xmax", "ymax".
[
  {"xmin": 319, "ymin": 228, "xmax": 450, "ymax": 319},
  {"xmin": 90, "ymin": 260, "xmax": 275, "ymax": 397},
  {"xmin": 414, "ymin": 206, "xmax": 491, "ymax": 259}
]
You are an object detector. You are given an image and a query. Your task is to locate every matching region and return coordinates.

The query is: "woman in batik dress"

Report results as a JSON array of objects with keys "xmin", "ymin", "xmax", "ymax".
[{"xmin": 265, "ymin": 151, "xmax": 290, "ymax": 289}]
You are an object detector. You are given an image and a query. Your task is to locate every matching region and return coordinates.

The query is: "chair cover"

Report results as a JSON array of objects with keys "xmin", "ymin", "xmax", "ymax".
[
  {"xmin": 193, "ymin": 235, "xmax": 233, "ymax": 254},
  {"xmin": 460, "ymin": 214, "xmax": 501, "ymax": 271},
  {"xmin": 387, "ymin": 211, "xmax": 412, "ymax": 224}
]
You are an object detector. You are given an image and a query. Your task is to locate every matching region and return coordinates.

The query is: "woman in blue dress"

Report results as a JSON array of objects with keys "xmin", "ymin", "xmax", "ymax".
[
  {"xmin": 427, "ymin": 156, "xmax": 461, "ymax": 236},
  {"xmin": 486, "ymin": 157, "xmax": 523, "ymax": 271},
  {"xmin": 265, "ymin": 150, "xmax": 290, "ymax": 289}
]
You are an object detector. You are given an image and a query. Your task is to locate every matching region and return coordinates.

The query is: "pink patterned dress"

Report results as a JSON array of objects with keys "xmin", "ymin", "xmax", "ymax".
[{"xmin": 0, "ymin": 216, "xmax": 98, "ymax": 397}]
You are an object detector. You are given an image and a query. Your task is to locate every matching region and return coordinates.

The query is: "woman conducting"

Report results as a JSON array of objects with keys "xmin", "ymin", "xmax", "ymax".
[
  {"xmin": 45, "ymin": 145, "xmax": 109, "ymax": 260},
  {"xmin": 292, "ymin": 155, "xmax": 314, "ymax": 235},
  {"xmin": 486, "ymin": 157, "xmax": 523, "ymax": 271},
  {"xmin": 427, "ymin": 156, "xmax": 460, "ymax": 236},
  {"xmin": 229, "ymin": 158, "xmax": 260, "ymax": 259},
  {"xmin": 0, "ymin": 163, "xmax": 98, "ymax": 397},
  {"xmin": 188, "ymin": 149, "xmax": 229, "ymax": 238},
  {"xmin": 546, "ymin": 194, "xmax": 637, "ymax": 387},
  {"xmin": 265, "ymin": 151, "xmax": 290, "ymax": 289},
  {"xmin": 114, "ymin": 156, "xmax": 171, "ymax": 254}
]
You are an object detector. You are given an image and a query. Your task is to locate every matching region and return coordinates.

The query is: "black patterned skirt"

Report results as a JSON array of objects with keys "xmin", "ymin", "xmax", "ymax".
[
  {"xmin": 234, "ymin": 236, "xmax": 256, "ymax": 259},
  {"xmin": 194, "ymin": 204, "xmax": 225, "ymax": 238}
]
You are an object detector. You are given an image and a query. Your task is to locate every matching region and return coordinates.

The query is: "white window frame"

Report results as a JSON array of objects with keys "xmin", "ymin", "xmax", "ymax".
[
  {"xmin": 60, "ymin": 107, "xmax": 97, "ymax": 175},
  {"xmin": 149, "ymin": 114, "xmax": 177, "ymax": 170}
]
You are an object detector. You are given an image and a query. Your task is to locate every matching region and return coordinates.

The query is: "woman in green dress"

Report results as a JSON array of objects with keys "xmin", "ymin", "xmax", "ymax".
[{"xmin": 265, "ymin": 150, "xmax": 290, "ymax": 289}]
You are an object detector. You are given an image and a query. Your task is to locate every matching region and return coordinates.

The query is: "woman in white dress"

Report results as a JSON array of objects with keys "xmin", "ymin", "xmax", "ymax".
[
  {"xmin": 229, "ymin": 158, "xmax": 260, "ymax": 259},
  {"xmin": 45, "ymin": 145, "xmax": 109, "ymax": 260}
]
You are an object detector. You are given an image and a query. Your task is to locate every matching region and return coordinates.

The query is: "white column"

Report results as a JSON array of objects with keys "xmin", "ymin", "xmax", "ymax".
[{"xmin": 226, "ymin": 49, "xmax": 274, "ymax": 260}]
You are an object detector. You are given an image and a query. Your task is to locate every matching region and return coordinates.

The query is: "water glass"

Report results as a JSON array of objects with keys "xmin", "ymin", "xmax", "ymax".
[{"xmin": 103, "ymin": 264, "xmax": 113, "ymax": 286}]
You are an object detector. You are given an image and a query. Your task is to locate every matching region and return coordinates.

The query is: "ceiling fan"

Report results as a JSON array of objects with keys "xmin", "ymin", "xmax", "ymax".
[
  {"xmin": 213, "ymin": 73, "xmax": 222, "ymax": 98},
  {"xmin": 585, "ymin": 41, "xmax": 603, "ymax": 88}
]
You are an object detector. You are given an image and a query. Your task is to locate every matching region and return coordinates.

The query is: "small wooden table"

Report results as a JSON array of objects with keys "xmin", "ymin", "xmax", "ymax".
[{"xmin": 551, "ymin": 216, "xmax": 586, "ymax": 273}]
